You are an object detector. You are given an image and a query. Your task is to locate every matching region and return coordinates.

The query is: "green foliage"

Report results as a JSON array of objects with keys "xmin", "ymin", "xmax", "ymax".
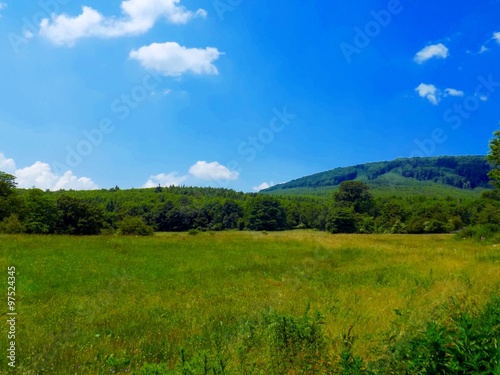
[
  {"xmin": 137, "ymin": 362, "xmax": 169, "ymax": 374},
  {"xmin": 389, "ymin": 296, "xmax": 500, "ymax": 374},
  {"xmin": 339, "ymin": 327, "xmax": 364, "ymax": 375},
  {"xmin": 57, "ymin": 195, "xmax": 104, "ymax": 235},
  {"xmin": 118, "ymin": 216, "xmax": 154, "ymax": 236},
  {"xmin": 266, "ymin": 306, "xmax": 328, "ymax": 373},
  {"xmin": 0, "ymin": 214, "xmax": 23, "ymax": 234},
  {"xmin": 0, "ymin": 171, "xmax": 16, "ymax": 196},
  {"xmin": 334, "ymin": 181, "xmax": 374, "ymax": 214},
  {"xmin": 265, "ymin": 155, "xmax": 491, "ymax": 193},
  {"xmin": 4, "ymin": 156, "xmax": 498, "ymax": 236},
  {"xmin": 0, "ymin": 172, "xmax": 23, "ymax": 221},
  {"xmin": 23, "ymin": 189, "xmax": 59, "ymax": 234},
  {"xmin": 245, "ymin": 195, "xmax": 287, "ymax": 231},
  {"xmin": 455, "ymin": 224, "xmax": 500, "ymax": 242},
  {"xmin": 326, "ymin": 208, "xmax": 358, "ymax": 233},
  {"xmin": 487, "ymin": 130, "xmax": 500, "ymax": 189}
]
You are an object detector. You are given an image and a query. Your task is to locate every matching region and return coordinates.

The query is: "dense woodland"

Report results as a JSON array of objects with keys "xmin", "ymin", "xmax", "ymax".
[
  {"xmin": 1, "ymin": 159, "xmax": 500, "ymax": 236},
  {"xmin": 265, "ymin": 155, "xmax": 491, "ymax": 192}
]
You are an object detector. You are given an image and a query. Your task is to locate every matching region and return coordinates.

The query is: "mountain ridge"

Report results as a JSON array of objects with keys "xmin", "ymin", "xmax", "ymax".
[{"xmin": 262, "ymin": 155, "xmax": 491, "ymax": 197}]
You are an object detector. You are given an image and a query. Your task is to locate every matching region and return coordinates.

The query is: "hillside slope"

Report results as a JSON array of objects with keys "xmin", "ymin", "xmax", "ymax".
[{"xmin": 263, "ymin": 156, "xmax": 491, "ymax": 198}]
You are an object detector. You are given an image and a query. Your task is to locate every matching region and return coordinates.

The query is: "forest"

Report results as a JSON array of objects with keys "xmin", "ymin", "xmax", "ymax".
[{"xmin": 1, "ymin": 156, "xmax": 499, "ymax": 237}]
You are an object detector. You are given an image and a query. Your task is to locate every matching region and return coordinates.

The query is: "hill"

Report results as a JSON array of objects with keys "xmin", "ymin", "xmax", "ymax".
[{"xmin": 262, "ymin": 156, "xmax": 491, "ymax": 198}]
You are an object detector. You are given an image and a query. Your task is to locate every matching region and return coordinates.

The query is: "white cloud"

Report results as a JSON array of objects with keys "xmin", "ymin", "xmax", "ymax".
[
  {"xmin": 494, "ymin": 32, "xmax": 500, "ymax": 44},
  {"xmin": 478, "ymin": 95, "xmax": 488, "ymax": 102},
  {"xmin": 130, "ymin": 42, "xmax": 221, "ymax": 77},
  {"xmin": 444, "ymin": 88, "xmax": 464, "ymax": 97},
  {"xmin": 0, "ymin": 153, "xmax": 16, "ymax": 174},
  {"xmin": 253, "ymin": 182, "xmax": 274, "ymax": 192},
  {"xmin": 143, "ymin": 172, "xmax": 187, "ymax": 188},
  {"xmin": 0, "ymin": 153, "xmax": 98, "ymax": 191},
  {"xmin": 15, "ymin": 161, "xmax": 98, "ymax": 191},
  {"xmin": 416, "ymin": 83, "xmax": 439, "ymax": 105},
  {"xmin": 0, "ymin": 2, "xmax": 6, "ymax": 17},
  {"xmin": 416, "ymin": 84, "xmax": 464, "ymax": 105},
  {"xmin": 189, "ymin": 161, "xmax": 239, "ymax": 181},
  {"xmin": 479, "ymin": 45, "xmax": 488, "ymax": 54},
  {"xmin": 414, "ymin": 43, "xmax": 449, "ymax": 64},
  {"xmin": 40, "ymin": 0, "xmax": 207, "ymax": 46}
]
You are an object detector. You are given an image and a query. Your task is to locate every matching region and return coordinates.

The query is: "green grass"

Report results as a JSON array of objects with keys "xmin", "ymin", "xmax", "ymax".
[{"xmin": 1, "ymin": 231, "xmax": 499, "ymax": 373}]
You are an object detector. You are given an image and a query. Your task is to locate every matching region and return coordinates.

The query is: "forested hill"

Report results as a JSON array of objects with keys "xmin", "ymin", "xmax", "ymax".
[{"xmin": 263, "ymin": 156, "xmax": 491, "ymax": 195}]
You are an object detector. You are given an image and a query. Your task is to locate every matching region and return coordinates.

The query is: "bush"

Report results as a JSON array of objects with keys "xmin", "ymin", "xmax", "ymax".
[
  {"xmin": 389, "ymin": 296, "xmax": 500, "ymax": 374},
  {"xmin": 455, "ymin": 224, "xmax": 500, "ymax": 242},
  {"xmin": 188, "ymin": 229, "xmax": 199, "ymax": 236},
  {"xmin": 0, "ymin": 215, "xmax": 23, "ymax": 234},
  {"xmin": 117, "ymin": 216, "xmax": 154, "ymax": 236}
]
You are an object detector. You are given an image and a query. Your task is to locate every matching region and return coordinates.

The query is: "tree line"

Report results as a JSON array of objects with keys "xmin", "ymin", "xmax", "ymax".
[
  {"xmin": 2, "ymin": 130, "xmax": 500, "ymax": 236},
  {"xmin": 0, "ymin": 172, "xmax": 499, "ymax": 236}
]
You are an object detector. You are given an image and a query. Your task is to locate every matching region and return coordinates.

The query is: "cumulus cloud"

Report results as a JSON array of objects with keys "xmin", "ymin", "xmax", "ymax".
[
  {"xmin": 40, "ymin": 0, "xmax": 206, "ymax": 46},
  {"xmin": 0, "ymin": 153, "xmax": 98, "ymax": 190},
  {"xmin": 415, "ymin": 83, "xmax": 440, "ymax": 105},
  {"xmin": 143, "ymin": 172, "xmax": 188, "ymax": 188},
  {"xmin": 130, "ymin": 42, "xmax": 222, "ymax": 77},
  {"xmin": 15, "ymin": 162, "xmax": 99, "ymax": 190},
  {"xmin": 414, "ymin": 43, "xmax": 449, "ymax": 64},
  {"xmin": 415, "ymin": 84, "xmax": 464, "ymax": 105},
  {"xmin": 0, "ymin": 153, "xmax": 16, "ymax": 174},
  {"xmin": 253, "ymin": 182, "xmax": 274, "ymax": 192},
  {"xmin": 189, "ymin": 161, "xmax": 239, "ymax": 181}
]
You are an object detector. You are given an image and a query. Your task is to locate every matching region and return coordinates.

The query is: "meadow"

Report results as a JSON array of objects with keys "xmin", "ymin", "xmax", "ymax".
[{"xmin": 1, "ymin": 231, "xmax": 499, "ymax": 374}]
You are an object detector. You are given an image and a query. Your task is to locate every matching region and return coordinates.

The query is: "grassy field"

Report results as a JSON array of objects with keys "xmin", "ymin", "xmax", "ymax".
[{"xmin": 1, "ymin": 231, "xmax": 499, "ymax": 374}]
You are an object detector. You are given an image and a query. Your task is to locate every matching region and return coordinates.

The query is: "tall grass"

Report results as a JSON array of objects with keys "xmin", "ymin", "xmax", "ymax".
[{"xmin": 0, "ymin": 231, "xmax": 499, "ymax": 373}]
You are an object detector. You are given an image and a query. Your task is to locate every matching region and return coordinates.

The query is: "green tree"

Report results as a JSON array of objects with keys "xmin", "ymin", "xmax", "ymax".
[
  {"xmin": 334, "ymin": 181, "xmax": 374, "ymax": 214},
  {"xmin": 0, "ymin": 172, "xmax": 23, "ymax": 221},
  {"xmin": 57, "ymin": 195, "xmax": 104, "ymax": 235},
  {"xmin": 117, "ymin": 216, "xmax": 154, "ymax": 236},
  {"xmin": 487, "ymin": 130, "xmax": 500, "ymax": 188},
  {"xmin": 326, "ymin": 208, "xmax": 358, "ymax": 234},
  {"xmin": 0, "ymin": 172, "xmax": 16, "ymax": 196},
  {"xmin": 245, "ymin": 195, "xmax": 287, "ymax": 231},
  {"xmin": 23, "ymin": 189, "xmax": 59, "ymax": 234}
]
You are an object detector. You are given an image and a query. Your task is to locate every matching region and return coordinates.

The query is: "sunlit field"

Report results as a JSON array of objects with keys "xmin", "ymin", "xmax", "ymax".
[{"xmin": 1, "ymin": 231, "xmax": 499, "ymax": 374}]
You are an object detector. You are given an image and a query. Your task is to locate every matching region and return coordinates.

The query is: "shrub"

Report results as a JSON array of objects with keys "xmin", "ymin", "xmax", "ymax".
[
  {"xmin": 455, "ymin": 224, "xmax": 500, "ymax": 242},
  {"xmin": 389, "ymin": 296, "xmax": 500, "ymax": 374},
  {"xmin": 188, "ymin": 229, "xmax": 199, "ymax": 236},
  {"xmin": 117, "ymin": 216, "xmax": 154, "ymax": 236},
  {"xmin": 0, "ymin": 214, "xmax": 23, "ymax": 234}
]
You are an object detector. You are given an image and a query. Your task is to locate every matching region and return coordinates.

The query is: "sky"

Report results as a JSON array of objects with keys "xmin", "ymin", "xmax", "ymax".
[{"xmin": 0, "ymin": 0, "xmax": 499, "ymax": 192}]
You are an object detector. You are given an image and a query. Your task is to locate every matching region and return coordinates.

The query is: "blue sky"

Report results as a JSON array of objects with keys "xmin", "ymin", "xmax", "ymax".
[{"xmin": 0, "ymin": 0, "xmax": 499, "ymax": 192}]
